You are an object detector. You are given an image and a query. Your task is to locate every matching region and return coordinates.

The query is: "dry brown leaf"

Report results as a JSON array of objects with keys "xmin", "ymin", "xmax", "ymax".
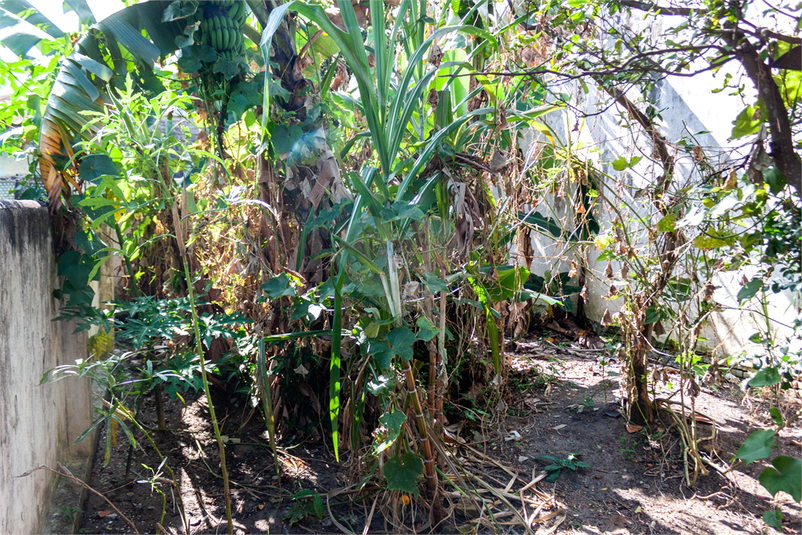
[
  {"xmin": 98, "ymin": 510, "xmax": 112, "ymax": 518},
  {"xmin": 490, "ymin": 149, "xmax": 508, "ymax": 173},
  {"xmin": 427, "ymin": 88, "xmax": 439, "ymax": 109},
  {"xmin": 725, "ymin": 168, "xmax": 738, "ymax": 189},
  {"xmin": 496, "ymin": 105, "xmax": 508, "ymax": 131},
  {"xmin": 568, "ymin": 260, "xmax": 578, "ymax": 278},
  {"xmin": 626, "ymin": 423, "xmax": 643, "ymax": 433},
  {"xmin": 428, "ymin": 41, "xmax": 442, "ymax": 67},
  {"xmin": 653, "ymin": 321, "xmax": 665, "ymax": 336},
  {"xmin": 521, "ymin": 46, "xmax": 536, "ymax": 66}
]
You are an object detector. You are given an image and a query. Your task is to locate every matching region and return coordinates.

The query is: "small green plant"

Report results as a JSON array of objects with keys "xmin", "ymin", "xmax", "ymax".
[
  {"xmin": 284, "ymin": 490, "xmax": 324, "ymax": 526},
  {"xmin": 618, "ymin": 437, "xmax": 636, "ymax": 460},
  {"xmin": 537, "ymin": 453, "xmax": 589, "ymax": 482},
  {"xmin": 58, "ymin": 506, "xmax": 83, "ymax": 522}
]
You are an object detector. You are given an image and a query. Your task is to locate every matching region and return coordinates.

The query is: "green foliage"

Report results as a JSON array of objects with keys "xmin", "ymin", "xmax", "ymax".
[
  {"xmin": 763, "ymin": 508, "xmax": 783, "ymax": 531},
  {"xmin": 748, "ymin": 367, "xmax": 782, "ymax": 388},
  {"xmin": 374, "ymin": 410, "xmax": 406, "ymax": 454},
  {"xmin": 383, "ymin": 452, "xmax": 424, "ymax": 497},
  {"xmin": 736, "ymin": 429, "xmax": 775, "ymax": 464},
  {"xmin": 537, "ymin": 453, "xmax": 589, "ymax": 483},
  {"xmin": 759, "ymin": 456, "xmax": 802, "ymax": 503},
  {"xmin": 284, "ymin": 490, "xmax": 324, "ymax": 525}
]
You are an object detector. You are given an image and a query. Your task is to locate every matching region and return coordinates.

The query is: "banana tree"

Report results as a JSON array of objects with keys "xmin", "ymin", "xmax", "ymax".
[{"xmin": 27, "ymin": 0, "xmax": 260, "ymax": 210}]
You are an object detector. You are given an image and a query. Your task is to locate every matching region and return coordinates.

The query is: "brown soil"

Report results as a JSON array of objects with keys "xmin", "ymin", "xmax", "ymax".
[{"xmin": 73, "ymin": 337, "xmax": 802, "ymax": 535}]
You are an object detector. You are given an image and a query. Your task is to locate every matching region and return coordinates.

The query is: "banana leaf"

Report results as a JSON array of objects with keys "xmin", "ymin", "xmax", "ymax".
[{"xmin": 38, "ymin": 0, "xmax": 185, "ymax": 210}]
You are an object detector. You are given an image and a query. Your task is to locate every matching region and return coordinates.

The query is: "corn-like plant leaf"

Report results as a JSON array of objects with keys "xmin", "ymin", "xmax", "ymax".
[
  {"xmin": 395, "ymin": 107, "xmax": 494, "ymax": 200},
  {"xmin": 259, "ymin": 1, "xmax": 295, "ymax": 142},
  {"xmin": 330, "ymin": 268, "xmax": 345, "ymax": 462}
]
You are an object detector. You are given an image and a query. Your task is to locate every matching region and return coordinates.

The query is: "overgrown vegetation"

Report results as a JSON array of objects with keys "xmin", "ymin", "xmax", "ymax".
[{"xmin": 1, "ymin": 0, "xmax": 799, "ymax": 532}]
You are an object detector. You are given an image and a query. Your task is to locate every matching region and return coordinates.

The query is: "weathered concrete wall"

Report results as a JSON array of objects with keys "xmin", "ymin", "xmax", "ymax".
[{"xmin": 0, "ymin": 201, "xmax": 93, "ymax": 534}]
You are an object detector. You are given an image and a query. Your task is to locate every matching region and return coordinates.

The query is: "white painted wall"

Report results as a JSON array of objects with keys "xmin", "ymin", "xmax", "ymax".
[
  {"xmin": 516, "ymin": 69, "xmax": 799, "ymax": 360},
  {"xmin": 0, "ymin": 153, "xmax": 28, "ymax": 177}
]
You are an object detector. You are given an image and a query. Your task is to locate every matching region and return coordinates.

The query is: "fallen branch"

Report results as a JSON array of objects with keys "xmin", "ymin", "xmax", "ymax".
[{"xmin": 17, "ymin": 464, "xmax": 139, "ymax": 535}]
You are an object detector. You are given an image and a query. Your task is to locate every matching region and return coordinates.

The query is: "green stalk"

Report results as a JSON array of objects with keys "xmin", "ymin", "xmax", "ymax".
[
  {"xmin": 182, "ymin": 260, "xmax": 233, "ymax": 534},
  {"xmin": 257, "ymin": 338, "xmax": 281, "ymax": 474},
  {"xmin": 113, "ymin": 221, "xmax": 141, "ymax": 298},
  {"xmin": 115, "ymin": 401, "xmax": 188, "ymax": 534}
]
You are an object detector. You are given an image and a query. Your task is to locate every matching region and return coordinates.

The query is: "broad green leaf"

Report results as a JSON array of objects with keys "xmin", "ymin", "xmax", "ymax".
[
  {"xmin": 415, "ymin": 316, "xmax": 440, "ymax": 342},
  {"xmin": 384, "ymin": 202, "xmax": 425, "ymax": 222},
  {"xmin": 383, "ymin": 452, "xmax": 423, "ymax": 496},
  {"xmin": 736, "ymin": 429, "xmax": 775, "ymax": 464},
  {"xmin": 730, "ymin": 105, "xmax": 763, "ymax": 140},
  {"xmin": 763, "ymin": 508, "xmax": 783, "ymax": 530},
  {"xmin": 656, "ymin": 213, "xmax": 678, "ymax": 233},
  {"xmin": 769, "ymin": 407, "xmax": 784, "ymax": 427},
  {"xmin": 759, "ymin": 456, "xmax": 802, "ymax": 502},
  {"xmin": 71, "ymin": 53, "xmax": 113, "ymax": 82},
  {"xmin": 749, "ymin": 367, "xmax": 782, "ymax": 388},
  {"xmin": 162, "ymin": 0, "xmax": 198, "ymax": 22},
  {"xmin": 386, "ymin": 326, "xmax": 417, "ymax": 362},
  {"xmin": 98, "ymin": 17, "xmax": 160, "ymax": 66},
  {"xmin": 422, "ymin": 272, "xmax": 448, "ymax": 294},
  {"xmin": 763, "ymin": 167, "xmax": 787, "ymax": 195},
  {"xmin": 612, "ymin": 156, "xmax": 642, "ymax": 171},
  {"xmin": 488, "ymin": 266, "xmax": 530, "ymax": 302},
  {"xmin": 64, "ymin": 0, "xmax": 96, "ymax": 25},
  {"xmin": 519, "ymin": 211, "xmax": 564, "ymax": 239},
  {"xmin": 213, "ymin": 57, "xmax": 242, "ymax": 79},
  {"xmin": 737, "ymin": 278, "xmax": 763, "ymax": 303},
  {"xmin": 693, "ymin": 234, "xmax": 730, "ymax": 250},
  {"xmin": 79, "ymin": 154, "xmax": 120, "ymax": 183},
  {"xmin": 271, "ymin": 124, "xmax": 304, "ymax": 154},
  {"xmin": 375, "ymin": 410, "xmax": 406, "ymax": 453},
  {"xmin": 57, "ymin": 250, "xmax": 94, "ymax": 289},
  {"xmin": 0, "ymin": 23, "xmax": 51, "ymax": 56},
  {"xmin": 1, "ymin": 0, "xmax": 63, "ymax": 37},
  {"xmin": 644, "ymin": 306, "xmax": 663, "ymax": 325},
  {"xmin": 262, "ymin": 273, "xmax": 296, "ymax": 298}
]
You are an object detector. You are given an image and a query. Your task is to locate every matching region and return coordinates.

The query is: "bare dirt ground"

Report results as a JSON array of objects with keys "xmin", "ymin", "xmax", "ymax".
[{"xmin": 70, "ymin": 334, "xmax": 802, "ymax": 535}]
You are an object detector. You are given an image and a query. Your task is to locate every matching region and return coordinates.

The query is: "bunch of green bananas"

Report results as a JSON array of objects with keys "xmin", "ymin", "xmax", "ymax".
[{"xmin": 195, "ymin": 1, "xmax": 247, "ymax": 58}]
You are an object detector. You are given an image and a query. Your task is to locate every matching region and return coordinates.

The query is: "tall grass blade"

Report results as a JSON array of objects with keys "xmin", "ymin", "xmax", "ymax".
[{"xmin": 330, "ymin": 268, "xmax": 345, "ymax": 462}]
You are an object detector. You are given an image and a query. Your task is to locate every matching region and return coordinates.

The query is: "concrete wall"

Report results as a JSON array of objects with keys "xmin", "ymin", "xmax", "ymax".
[{"xmin": 0, "ymin": 200, "xmax": 93, "ymax": 534}]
